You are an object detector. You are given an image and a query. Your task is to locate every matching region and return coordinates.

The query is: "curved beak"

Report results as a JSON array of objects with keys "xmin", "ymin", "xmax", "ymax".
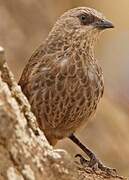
[{"xmin": 94, "ymin": 19, "xmax": 114, "ymax": 30}]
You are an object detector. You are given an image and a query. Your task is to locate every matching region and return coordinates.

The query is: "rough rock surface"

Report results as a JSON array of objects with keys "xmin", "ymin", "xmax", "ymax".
[{"xmin": 0, "ymin": 47, "xmax": 126, "ymax": 180}]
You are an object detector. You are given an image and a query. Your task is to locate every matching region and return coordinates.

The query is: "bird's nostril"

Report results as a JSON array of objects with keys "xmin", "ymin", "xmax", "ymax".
[{"xmin": 95, "ymin": 19, "xmax": 114, "ymax": 29}]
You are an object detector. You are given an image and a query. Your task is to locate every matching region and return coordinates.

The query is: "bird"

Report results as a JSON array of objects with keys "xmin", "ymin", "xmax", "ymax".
[{"xmin": 19, "ymin": 7, "xmax": 115, "ymax": 173}]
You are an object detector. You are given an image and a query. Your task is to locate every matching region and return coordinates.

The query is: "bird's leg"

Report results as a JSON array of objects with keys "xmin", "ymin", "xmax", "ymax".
[{"xmin": 69, "ymin": 134, "xmax": 117, "ymax": 175}]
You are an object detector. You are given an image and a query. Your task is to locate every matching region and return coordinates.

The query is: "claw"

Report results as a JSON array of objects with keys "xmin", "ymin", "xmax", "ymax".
[
  {"xmin": 100, "ymin": 166, "xmax": 117, "ymax": 177},
  {"xmin": 75, "ymin": 154, "xmax": 89, "ymax": 166},
  {"xmin": 75, "ymin": 154, "xmax": 117, "ymax": 177}
]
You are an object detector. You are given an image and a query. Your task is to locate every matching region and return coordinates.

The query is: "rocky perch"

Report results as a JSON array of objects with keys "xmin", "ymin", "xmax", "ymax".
[{"xmin": 0, "ymin": 47, "xmax": 127, "ymax": 180}]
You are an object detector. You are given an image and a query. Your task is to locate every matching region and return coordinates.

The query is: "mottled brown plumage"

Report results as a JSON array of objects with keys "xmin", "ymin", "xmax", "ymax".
[{"xmin": 19, "ymin": 7, "xmax": 115, "ymax": 172}]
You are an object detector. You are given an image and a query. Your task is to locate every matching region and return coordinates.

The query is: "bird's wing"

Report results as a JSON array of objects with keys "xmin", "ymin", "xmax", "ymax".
[
  {"xmin": 19, "ymin": 50, "xmax": 70, "ymax": 130},
  {"xmin": 19, "ymin": 44, "xmax": 46, "ymax": 96}
]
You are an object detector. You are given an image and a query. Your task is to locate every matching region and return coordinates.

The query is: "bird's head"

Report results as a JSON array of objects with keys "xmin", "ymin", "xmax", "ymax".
[
  {"xmin": 59, "ymin": 7, "xmax": 113, "ymax": 31},
  {"xmin": 47, "ymin": 7, "xmax": 114, "ymax": 54}
]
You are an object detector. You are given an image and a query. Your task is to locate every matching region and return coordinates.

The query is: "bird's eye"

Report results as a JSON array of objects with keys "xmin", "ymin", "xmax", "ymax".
[
  {"xmin": 79, "ymin": 14, "xmax": 87, "ymax": 25},
  {"xmin": 79, "ymin": 13, "xmax": 95, "ymax": 26},
  {"xmin": 80, "ymin": 15, "xmax": 86, "ymax": 21}
]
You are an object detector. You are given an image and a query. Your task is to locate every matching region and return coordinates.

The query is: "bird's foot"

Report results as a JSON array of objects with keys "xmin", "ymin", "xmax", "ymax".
[{"xmin": 75, "ymin": 154, "xmax": 117, "ymax": 177}]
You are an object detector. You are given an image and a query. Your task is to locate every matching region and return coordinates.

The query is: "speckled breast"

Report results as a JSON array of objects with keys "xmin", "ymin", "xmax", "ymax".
[
  {"xmin": 57, "ymin": 64, "xmax": 103, "ymax": 131},
  {"xmin": 34, "ymin": 60, "xmax": 104, "ymax": 138}
]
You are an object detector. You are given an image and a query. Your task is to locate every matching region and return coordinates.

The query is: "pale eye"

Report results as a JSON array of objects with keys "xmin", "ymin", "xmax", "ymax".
[{"xmin": 80, "ymin": 15, "xmax": 87, "ymax": 21}]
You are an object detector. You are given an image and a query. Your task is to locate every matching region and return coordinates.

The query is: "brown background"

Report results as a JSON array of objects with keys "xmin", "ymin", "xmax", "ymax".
[{"xmin": 0, "ymin": 0, "xmax": 129, "ymax": 176}]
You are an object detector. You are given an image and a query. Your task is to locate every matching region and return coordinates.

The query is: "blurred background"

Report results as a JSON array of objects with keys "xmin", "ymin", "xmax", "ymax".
[{"xmin": 0, "ymin": 0, "xmax": 129, "ymax": 177}]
